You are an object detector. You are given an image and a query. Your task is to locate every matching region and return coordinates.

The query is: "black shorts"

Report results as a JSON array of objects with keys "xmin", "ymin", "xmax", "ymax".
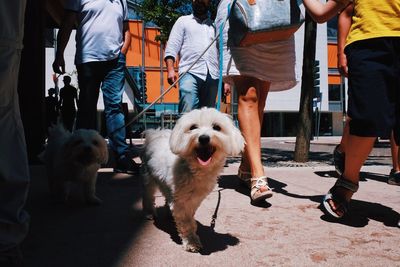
[{"xmin": 345, "ymin": 37, "xmax": 400, "ymax": 144}]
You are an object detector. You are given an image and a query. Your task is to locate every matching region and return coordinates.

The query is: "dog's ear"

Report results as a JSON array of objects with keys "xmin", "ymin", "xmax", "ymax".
[
  {"xmin": 169, "ymin": 118, "xmax": 188, "ymax": 155},
  {"xmin": 227, "ymin": 121, "xmax": 245, "ymax": 156}
]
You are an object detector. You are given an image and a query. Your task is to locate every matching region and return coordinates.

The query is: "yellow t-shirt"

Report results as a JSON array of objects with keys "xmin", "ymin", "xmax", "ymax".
[{"xmin": 340, "ymin": 0, "xmax": 400, "ymax": 46}]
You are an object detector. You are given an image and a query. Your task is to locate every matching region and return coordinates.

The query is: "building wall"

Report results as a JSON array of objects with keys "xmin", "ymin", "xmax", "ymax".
[
  {"xmin": 45, "ymin": 18, "xmax": 346, "ymax": 136},
  {"xmin": 266, "ymin": 13, "xmax": 329, "ymax": 112}
]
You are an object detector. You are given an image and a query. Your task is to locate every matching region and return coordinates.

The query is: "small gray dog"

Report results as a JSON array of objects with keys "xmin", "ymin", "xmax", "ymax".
[
  {"xmin": 40, "ymin": 124, "xmax": 108, "ymax": 205},
  {"xmin": 141, "ymin": 108, "xmax": 245, "ymax": 252}
]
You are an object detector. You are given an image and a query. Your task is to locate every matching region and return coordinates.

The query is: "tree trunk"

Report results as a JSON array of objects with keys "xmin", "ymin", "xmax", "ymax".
[{"xmin": 294, "ymin": 13, "xmax": 317, "ymax": 162}]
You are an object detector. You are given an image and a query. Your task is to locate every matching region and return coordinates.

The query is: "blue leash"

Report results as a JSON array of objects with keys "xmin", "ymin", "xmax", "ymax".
[{"xmin": 216, "ymin": 2, "xmax": 233, "ymax": 111}]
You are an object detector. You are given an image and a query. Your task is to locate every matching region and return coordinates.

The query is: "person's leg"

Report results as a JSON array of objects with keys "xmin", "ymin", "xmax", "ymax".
[
  {"xmin": 333, "ymin": 117, "xmax": 350, "ymax": 175},
  {"xmin": 102, "ymin": 54, "xmax": 129, "ymax": 157},
  {"xmin": 102, "ymin": 53, "xmax": 140, "ymax": 174},
  {"xmin": 390, "ymin": 131, "xmax": 399, "ymax": 173},
  {"xmin": 178, "ymin": 73, "xmax": 200, "ymax": 113},
  {"xmin": 338, "ymin": 118, "xmax": 350, "ymax": 153},
  {"xmin": 233, "ymin": 76, "xmax": 272, "ymax": 201},
  {"xmin": 238, "ymin": 79, "xmax": 268, "ymax": 176},
  {"xmin": 75, "ymin": 62, "xmax": 103, "ymax": 130},
  {"xmin": 61, "ymin": 108, "xmax": 74, "ymax": 132},
  {"xmin": 323, "ymin": 38, "xmax": 397, "ymax": 217},
  {"xmin": 0, "ymin": 1, "xmax": 29, "ymax": 263},
  {"xmin": 198, "ymin": 72, "xmax": 218, "ymax": 109},
  {"xmin": 388, "ymin": 38, "xmax": 400, "ymax": 185}
]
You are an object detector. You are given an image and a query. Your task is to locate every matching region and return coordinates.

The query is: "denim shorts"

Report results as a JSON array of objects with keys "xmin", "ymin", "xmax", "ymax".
[{"xmin": 345, "ymin": 37, "xmax": 400, "ymax": 144}]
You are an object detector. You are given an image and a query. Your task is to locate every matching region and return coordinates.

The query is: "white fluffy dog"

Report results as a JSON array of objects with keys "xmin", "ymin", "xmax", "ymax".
[
  {"xmin": 40, "ymin": 124, "xmax": 108, "ymax": 205},
  {"xmin": 142, "ymin": 107, "xmax": 245, "ymax": 252}
]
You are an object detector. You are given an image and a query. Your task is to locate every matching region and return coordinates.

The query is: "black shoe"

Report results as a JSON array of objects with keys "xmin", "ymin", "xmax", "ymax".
[
  {"xmin": 333, "ymin": 144, "xmax": 345, "ymax": 176},
  {"xmin": 114, "ymin": 155, "xmax": 141, "ymax": 174},
  {"xmin": 0, "ymin": 246, "xmax": 24, "ymax": 267},
  {"xmin": 388, "ymin": 169, "xmax": 400, "ymax": 186},
  {"xmin": 126, "ymin": 144, "xmax": 143, "ymax": 158}
]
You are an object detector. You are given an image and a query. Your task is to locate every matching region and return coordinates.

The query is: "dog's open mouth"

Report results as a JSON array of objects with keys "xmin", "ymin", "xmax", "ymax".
[{"xmin": 195, "ymin": 146, "xmax": 216, "ymax": 166}]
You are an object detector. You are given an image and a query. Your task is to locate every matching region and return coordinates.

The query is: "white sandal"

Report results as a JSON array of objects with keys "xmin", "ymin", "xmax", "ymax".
[{"xmin": 250, "ymin": 176, "xmax": 273, "ymax": 202}]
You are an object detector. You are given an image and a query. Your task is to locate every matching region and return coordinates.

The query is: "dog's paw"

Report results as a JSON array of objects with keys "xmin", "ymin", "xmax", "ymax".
[{"xmin": 182, "ymin": 235, "xmax": 202, "ymax": 253}]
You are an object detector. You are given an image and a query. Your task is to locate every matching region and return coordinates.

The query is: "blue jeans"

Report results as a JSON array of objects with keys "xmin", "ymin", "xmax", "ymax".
[
  {"xmin": 178, "ymin": 72, "xmax": 218, "ymax": 113},
  {"xmin": 76, "ymin": 53, "xmax": 128, "ymax": 158}
]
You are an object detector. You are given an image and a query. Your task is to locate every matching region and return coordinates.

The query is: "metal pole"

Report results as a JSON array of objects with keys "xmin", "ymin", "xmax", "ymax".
[
  {"xmin": 340, "ymin": 75, "xmax": 346, "ymax": 129},
  {"xmin": 160, "ymin": 42, "xmax": 164, "ymax": 104},
  {"xmin": 142, "ymin": 21, "xmax": 147, "ymax": 129}
]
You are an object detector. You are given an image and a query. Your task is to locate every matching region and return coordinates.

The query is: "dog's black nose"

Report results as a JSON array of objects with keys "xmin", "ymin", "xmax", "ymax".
[{"xmin": 198, "ymin": 134, "xmax": 210, "ymax": 145}]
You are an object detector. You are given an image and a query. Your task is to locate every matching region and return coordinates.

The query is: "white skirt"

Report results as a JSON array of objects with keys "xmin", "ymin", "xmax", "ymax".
[{"xmin": 215, "ymin": 0, "xmax": 299, "ymax": 91}]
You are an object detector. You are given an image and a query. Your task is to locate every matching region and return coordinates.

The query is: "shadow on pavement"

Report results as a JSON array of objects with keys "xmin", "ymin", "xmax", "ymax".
[
  {"xmin": 321, "ymin": 200, "xmax": 400, "ymax": 228},
  {"xmin": 268, "ymin": 177, "xmax": 399, "ymax": 228},
  {"xmin": 23, "ymin": 166, "xmax": 146, "ymax": 267},
  {"xmin": 218, "ymin": 175, "xmax": 272, "ymax": 208},
  {"xmin": 314, "ymin": 170, "xmax": 390, "ymax": 184},
  {"xmin": 153, "ymin": 197, "xmax": 240, "ymax": 255}
]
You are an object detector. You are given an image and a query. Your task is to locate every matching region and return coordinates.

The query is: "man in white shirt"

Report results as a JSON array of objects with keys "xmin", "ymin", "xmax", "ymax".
[
  {"xmin": 52, "ymin": 0, "xmax": 140, "ymax": 174},
  {"xmin": 164, "ymin": 0, "xmax": 219, "ymax": 113}
]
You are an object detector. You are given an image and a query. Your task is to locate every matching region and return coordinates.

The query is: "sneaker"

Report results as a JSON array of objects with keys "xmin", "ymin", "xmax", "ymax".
[
  {"xmin": 333, "ymin": 144, "xmax": 345, "ymax": 176},
  {"xmin": 0, "ymin": 246, "xmax": 24, "ymax": 267},
  {"xmin": 388, "ymin": 169, "xmax": 400, "ymax": 186},
  {"xmin": 114, "ymin": 155, "xmax": 141, "ymax": 174}
]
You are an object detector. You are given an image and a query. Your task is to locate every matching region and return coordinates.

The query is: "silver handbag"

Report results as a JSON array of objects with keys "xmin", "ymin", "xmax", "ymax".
[{"xmin": 228, "ymin": 0, "xmax": 304, "ymax": 46}]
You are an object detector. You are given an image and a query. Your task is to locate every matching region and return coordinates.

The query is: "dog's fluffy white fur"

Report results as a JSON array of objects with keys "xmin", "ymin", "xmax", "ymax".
[
  {"xmin": 142, "ymin": 107, "xmax": 244, "ymax": 252},
  {"xmin": 40, "ymin": 124, "xmax": 108, "ymax": 205}
]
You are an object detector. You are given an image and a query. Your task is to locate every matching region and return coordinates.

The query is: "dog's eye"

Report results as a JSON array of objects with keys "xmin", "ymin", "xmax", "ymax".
[
  {"xmin": 92, "ymin": 140, "xmax": 99, "ymax": 146},
  {"xmin": 189, "ymin": 124, "xmax": 198, "ymax": 131},
  {"xmin": 212, "ymin": 124, "xmax": 221, "ymax": 131}
]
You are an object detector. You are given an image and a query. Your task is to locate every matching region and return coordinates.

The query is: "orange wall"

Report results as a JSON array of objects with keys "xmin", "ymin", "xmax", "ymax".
[
  {"xmin": 328, "ymin": 42, "xmax": 342, "ymax": 85},
  {"xmin": 125, "ymin": 20, "xmax": 179, "ymax": 103},
  {"xmin": 126, "ymin": 21, "xmax": 341, "ymax": 102}
]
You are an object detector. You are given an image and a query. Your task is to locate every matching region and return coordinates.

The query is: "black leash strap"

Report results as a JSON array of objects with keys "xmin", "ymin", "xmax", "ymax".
[{"xmin": 210, "ymin": 189, "xmax": 223, "ymax": 231}]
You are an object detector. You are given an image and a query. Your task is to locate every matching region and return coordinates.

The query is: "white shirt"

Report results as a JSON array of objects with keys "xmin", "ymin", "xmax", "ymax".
[
  {"xmin": 164, "ymin": 14, "xmax": 219, "ymax": 80},
  {"xmin": 65, "ymin": 0, "xmax": 128, "ymax": 64}
]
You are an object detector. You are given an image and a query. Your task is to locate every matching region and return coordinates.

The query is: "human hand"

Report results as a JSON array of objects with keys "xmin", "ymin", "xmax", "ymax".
[
  {"xmin": 224, "ymin": 83, "xmax": 231, "ymax": 97},
  {"xmin": 337, "ymin": 53, "xmax": 348, "ymax": 77},
  {"xmin": 167, "ymin": 69, "xmax": 177, "ymax": 85},
  {"xmin": 52, "ymin": 55, "xmax": 65, "ymax": 74}
]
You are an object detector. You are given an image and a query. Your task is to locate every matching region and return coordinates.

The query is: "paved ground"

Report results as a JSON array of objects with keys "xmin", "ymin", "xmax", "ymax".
[{"xmin": 22, "ymin": 137, "xmax": 399, "ymax": 267}]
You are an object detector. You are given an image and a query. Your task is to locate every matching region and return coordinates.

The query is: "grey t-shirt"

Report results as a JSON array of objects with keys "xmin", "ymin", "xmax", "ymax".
[{"xmin": 65, "ymin": 0, "xmax": 128, "ymax": 64}]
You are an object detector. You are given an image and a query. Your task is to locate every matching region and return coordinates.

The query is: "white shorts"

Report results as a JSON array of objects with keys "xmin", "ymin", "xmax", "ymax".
[{"xmin": 215, "ymin": 0, "xmax": 299, "ymax": 91}]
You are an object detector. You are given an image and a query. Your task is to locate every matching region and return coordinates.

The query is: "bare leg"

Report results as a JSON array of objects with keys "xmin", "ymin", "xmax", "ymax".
[
  {"xmin": 328, "ymin": 135, "xmax": 375, "ymax": 217},
  {"xmin": 234, "ymin": 76, "xmax": 270, "ymax": 178},
  {"xmin": 337, "ymin": 117, "xmax": 350, "ymax": 153}
]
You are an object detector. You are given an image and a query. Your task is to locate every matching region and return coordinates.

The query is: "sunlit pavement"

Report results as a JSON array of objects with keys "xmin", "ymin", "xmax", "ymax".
[{"xmin": 23, "ymin": 137, "xmax": 399, "ymax": 267}]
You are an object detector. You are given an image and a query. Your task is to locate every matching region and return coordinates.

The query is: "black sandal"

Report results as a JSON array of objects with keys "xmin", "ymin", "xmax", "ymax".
[{"xmin": 322, "ymin": 177, "xmax": 359, "ymax": 218}]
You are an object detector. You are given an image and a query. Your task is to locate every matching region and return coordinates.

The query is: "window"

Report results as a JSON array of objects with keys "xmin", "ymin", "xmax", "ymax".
[
  {"xmin": 327, "ymin": 15, "xmax": 338, "ymax": 42},
  {"xmin": 328, "ymin": 84, "xmax": 341, "ymax": 101}
]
